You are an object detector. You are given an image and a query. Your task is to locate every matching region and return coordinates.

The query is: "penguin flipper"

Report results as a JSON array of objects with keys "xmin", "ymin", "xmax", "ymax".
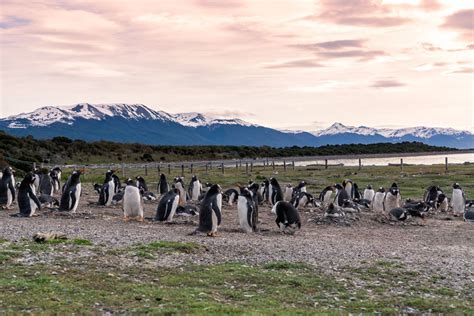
[
  {"xmin": 8, "ymin": 180, "xmax": 15, "ymax": 202},
  {"xmin": 211, "ymin": 202, "xmax": 222, "ymax": 225},
  {"xmin": 70, "ymin": 189, "xmax": 77, "ymax": 211}
]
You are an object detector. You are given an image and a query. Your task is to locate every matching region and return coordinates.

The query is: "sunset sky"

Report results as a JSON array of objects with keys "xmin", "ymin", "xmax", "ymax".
[{"xmin": 1, "ymin": 0, "xmax": 473, "ymax": 131}]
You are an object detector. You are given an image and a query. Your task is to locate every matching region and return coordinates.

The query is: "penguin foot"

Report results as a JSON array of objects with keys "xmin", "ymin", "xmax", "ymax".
[
  {"xmin": 123, "ymin": 216, "xmax": 129, "ymax": 222},
  {"xmin": 207, "ymin": 232, "xmax": 218, "ymax": 237},
  {"xmin": 137, "ymin": 216, "xmax": 144, "ymax": 222}
]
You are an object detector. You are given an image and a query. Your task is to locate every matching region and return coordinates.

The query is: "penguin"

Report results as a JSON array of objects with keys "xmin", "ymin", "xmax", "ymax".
[
  {"xmin": 283, "ymin": 184, "xmax": 293, "ymax": 202},
  {"xmin": 340, "ymin": 200, "xmax": 361, "ymax": 214},
  {"xmin": 188, "ymin": 175, "xmax": 202, "ymax": 201},
  {"xmin": 38, "ymin": 194, "xmax": 59, "ymax": 208},
  {"xmin": 269, "ymin": 177, "xmax": 283, "ymax": 206},
  {"xmin": 334, "ymin": 183, "xmax": 349, "ymax": 207},
  {"xmin": 157, "ymin": 173, "xmax": 169, "ymax": 195},
  {"xmin": 98, "ymin": 170, "xmax": 115, "ymax": 206},
  {"xmin": 262, "ymin": 179, "xmax": 270, "ymax": 203},
  {"xmin": 155, "ymin": 188, "xmax": 179, "ymax": 221},
  {"xmin": 237, "ymin": 187, "xmax": 258, "ymax": 233},
  {"xmin": 292, "ymin": 181, "xmax": 307, "ymax": 198},
  {"xmin": 435, "ymin": 193, "xmax": 448, "ymax": 212},
  {"xmin": 0, "ymin": 167, "xmax": 16, "ymax": 209},
  {"xmin": 324, "ymin": 203, "xmax": 344, "ymax": 218},
  {"xmin": 319, "ymin": 185, "xmax": 335, "ymax": 208},
  {"xmin": 49, "ymin": 169, "xmax": 60, "ymax": 194},
  {"xmin": 424, "ymin": 185, "xmax": 440, "ymax": 205},
  {"xmin": 38, "ymin": 172, "xmax": 54, "ymax": 196},
  {"xmin": 223, "ymin": 188, "xmax": 239, "ymax": 206},
  {"xmin": 59, "ymin": 171, "xmax": 81, "ymax": 213},
  {"xmin": 52, "ymin": 167, "xmax": 62, "ymax": 182},
  {"xmin": 112, "ymin": 189, "xmax": 125, "ymax": 204},
  {"xmin": 32, "ymin": 168, "xmax": 40, "ymax": 193},
  {"xmin": 451, "ymin": 183, "xmax": 466, "ymax": 216},
  {"xmin": 142, "ymin": 191, "xmax": 157, "ymax": 201},
  {"xmin": 389, "ymin": 207, "xmax": 425, "ymax": 221},
  {"xmin": 372, "ymin": 187, "xmax": 386, "ymax": 212},
  {"xmin": 176, "ymin": 204, "xmax": 199, "ymax": 217},
  {"xmin": 363, "ymin": 185, "xmax": 375, "ymax": 203},
  {"xmin": 247, "ymin": 181, "xmax": 263, "ymax": 205},
  {"xmin": 352, "ymin": 183, "xmax": 361, "ymax": 200},
  {"xmin": 111, "ymin": 172, "xmax": 121, "ymax": 194},
  {"xmin": 383, "ymin": 183, "xmax": 401, "ymax": 213},
  {"xmin": 291, "ymin": 192, "xmax": 314, "ymax": 209},
  {"xmin": 17, "ymin": 173, "xmax": 41, "ymax": 217},
  {"xmin": 136, "ymin": 176, "xmax": 148, "ymax": 192},
  {"xmin": 122, "ymin": 178, "xmax": 143, "ymax": 221},
  {"xmin": 342, "ymin": 179, "xmax": 353, "ymax": 199},
  {"xmin": 173, "ymin": 177, "xmax": 188, "ymax": 205},
  {"xmin": 464, "ymin": 207, "xmax": 474, "ymax": 222},
  {"xmin": 93, "ymin": 183, "xmax": 102, "ymax": 194},
  {"xmin": 196, "ymin": 184, "xmax": 222, "ymax": 237},
  {"xmin": 272, "ymin": 201, "xmax": 301, "ymax": 235}
]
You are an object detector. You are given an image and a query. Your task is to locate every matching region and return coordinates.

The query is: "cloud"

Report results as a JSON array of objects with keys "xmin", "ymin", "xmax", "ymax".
[
  {"xmin": 316, "ymin": 49, "xmax": 385, "ymax": 60},
  {"xmin": 203, "ymin": 109, "xmax": 255, "ymax": 118},
  {"xmin": 0, "ymin": 15, "xmax": 30, "ymax": 29},
  {"xmin": 195, "ymin": 0, "xmax": 243, "ymax": 9},
  {"xmin": 441, "ymin": 9, "xmax": 474, "ymax": 41},
  {"xmin": 311, "ymin": 0, "xmax": 411, "ymax": 27},
  {"xmin": 292, "ymin": 39, "xmax": 385, "ymax": 61},
  {"xmin": 264, "ymin": 59, "xmax": 324, "ymax": 69},
  {"xmin": 288, "ymin": 80, "xmax": 348, "ymax": 93},
  {"xmin": 53, "ymin": 61, "xmax": 125, "ymax": 78},
  {"xmin": 446, "ymin": 67, "xmax": 474, "ymax": 75},
  {"xmin": 371, "ymin": 79, "xmax": 406, "ymax": 88},
  {"xmin": 295, "ymin": 39, "xmax": 365, "ymax": 50}
]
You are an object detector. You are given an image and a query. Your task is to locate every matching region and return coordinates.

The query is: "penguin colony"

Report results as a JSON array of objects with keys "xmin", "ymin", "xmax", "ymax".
[{"xmin": 1, "ymin": 166, "xmax": 474, "ymax": 235}]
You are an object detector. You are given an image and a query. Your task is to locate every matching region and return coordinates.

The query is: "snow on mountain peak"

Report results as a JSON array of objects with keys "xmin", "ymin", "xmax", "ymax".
[
  {"xmin": 312, "ymin": 122, "xmax": 379, "ymax": 136},
  {"xmin": 173, "ymin": 112, "xmax": 257, "ymax": 127}
]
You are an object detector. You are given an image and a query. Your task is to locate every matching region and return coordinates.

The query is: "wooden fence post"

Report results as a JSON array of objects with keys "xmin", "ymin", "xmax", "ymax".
[
  {"xmin": 206, "ymin": 163, "xmax": 208, "ymax": 175},
  {"xmin": 250, "ymin": 162, "xmax": 253, "ymax": 172},
  {"xmin": 272, "ymin": 161, "xmax": 275, "ymax": 170},
  {"xmin": 445, "ymin": 157, "xmax": 448, "ymax": 173},
  {"xmin": 122, "ymin": 163, "xmax": 125, "ymax": 177},
  {"xmin": 246, "ymin": 162, "xmax": 249, "ymax": 175},
  {"xmin": 283, "ymin": 160, "xmax": 286, "ymax": 172},
  {"xmin": 292, "ymin": 161, "xmax": 295, "ymax": 170},
  {"xmin": 358, "ymin": 158, "xmax": 362, "ymax": 170},
  {"xmin": 168, "ymin": 164, "xmax": 171, "ymax": 175},
  {"xmin": 325, "ymin": 159, "xmax": 328, "ymax": 169},
  {"xmin": 181, "ymin": 164, "xmax": 184, "ymax": 177},
  {"xmin": 190, "ymin": 164, "xmax": 193, "ymax": 174},
  {"xmin": 145, "ymin": 164, "xmax": 148, "ymax": 176},
  {"xmin": 221, "ymin": 163, "xmax": 224, "ymax": 175},
  {"xmin": 400, "ymin": 158, "xmax": 403, "ymax": 172}
]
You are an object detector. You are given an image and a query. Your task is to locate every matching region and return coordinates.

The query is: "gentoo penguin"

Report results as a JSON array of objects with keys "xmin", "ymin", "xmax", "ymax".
[
  {"xmin": 352, "ymin": 183, "xmax": 361, "ymax": 200},
  {"xmin": 32, "ymin": 168, "xmax": 40, "ymax": 193},
  {"xmin": 292, "ymin": 181, "xmax": 307, "ymax": 198},
  {"xmin": 142, "ymin": 191, "xmax": 157, "ymax": 201},
  {"xmin": 157, "ymin": 173, "xmax": 169, "ymax": 195},
  {"xmin": 435, "ymin": 193, "xmax": 449, "ymax": 212},
  {"xmin": 17, "ymin": 173, "xmax": 41, "ymax": 217},
  {"xmin": 196, "ymin": 184, "xmax": 222, "ymax": 237},
  {"xmin": 188, "ymin": 175, "xmax": 202, "ymax": 201},
  {"xmin": 50, "ymin": 169, "xmax": 61, "ymax": 194},
  {"xmin": 111, "ymin": 172, "xmax": 121, "ymax": 194},
  {"xmin": 464, "ymin": 207, "xmax": 474, "ymax": 222},
  {"xmin": 98, "ymin": 170, "xmax": 115, "ymax": 206},
  {"xmin": 136, "ymin": 176, "xmax": 148, "ymax": 192},
  {"xmin": 237, "ymin": 187, "xmax": 258, "ymax": 233},
  {"xmin": 0, "ymin": 167, "xmax": 16, "ymax": 209},
  {"xmin": 155, "ymin": 188, "xmax": 179, "ymax": 222},
  {"xmin": 176, "ymin": 204, "xmax": 199, "ymax": 217},
  {"xmin": 173, "ymin": 177, "xmax": 188, "ymax": 205},
  {"xmin": 389, "ymin": 207, "xmax": 425, "ymax": 221},
  {"xmin": 269, "ymin": 177, "xmax": 283, "ymax": 205},
  {"xmin": 283, "ymin": 184, "xmax": 293, "ymax": 202},
  {"xmin": 340, "ymin": 200, "xmax": 361, "ymax": 216},
  {"xmin": 451, "ymin": 183, "xmax": 466, "ymax": 216},
  {"xmin": 372, "ymin": 187, "xmax": 386, "ymax": 212},
  {"xmin": 363, "ymin": 185, "xmax": 375, "ymax": 203},
  {"xmin": 319, "ymin": 185, "xmax": 335, "ymax": 208},
  {"xmin": 247, "ymin": 181, "xmax": 263, "ymax": 205},
  {"xmin": 272, "ymin": 201, "xmax": 301, "ymax": 235},
  {"xmin": 324, "ymin": 203, "xmax": 344, "ymax": 218},
  {"xmin": 112, "ymin": 189, "xmax": 125, "ymax": 204},
  {"xmin": 223, "ymin": 188, "xmax": 239, "ymax": 206},
  {"xmin": 291, "ymin": 192, "xmax": 314, "ymax": 209},
  {"xmin": 38, "ymin": 172, "xmax": 54, "ymax": 196},
  {"xmin": 93, "ymin": 183, "xmax": 102, "ymax": 194},
  {"xmin": 59, "ymin": 171, "xmax": 81, "ymax": 213},
  {"xmin": 122, "ymin": 178, "xmax": 143, "ymax": 222},
  {"xmin": 383, "ymin": 183, "xmax": 401, "ymax": 213},
  {"xmin": 334, "ymin": 183, "xmax": 349, "ymax": 207},
  {"xmin": 52, "ymin": 167, "xmax": 62, "ymax": 182},
  {"xmin": 262, "ymin": 179, "xmax": 270, "ymax": 203},
  {"xmin": 342, "ymin": 179, "xmax": 353, "ymax": 199},
  {"xmin": 424, "ymin": 185, "xmax": 441, "ymax": 205}
]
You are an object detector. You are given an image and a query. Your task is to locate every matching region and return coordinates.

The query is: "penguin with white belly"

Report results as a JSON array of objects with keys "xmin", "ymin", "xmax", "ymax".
[
  {"xmin": 0, "ymin": 167, "xmax": 16, "ymax": 209},
  {"xmin": 155, "ymin": 188, "xmax": 180, "ymax": 222},
  {"xmin": 136, "ymin": 176, "xmax": 148, "ymax": 192},
  {"xmin": 59, "ymin": 171, "xmax": 81, "ymax": 213},
  {"xmin": 334, "ymin": 183, "xmax": 349, "ymax": 207},
  {"xmin": 223, "ymin": 188, "xmax": 239, "ymax": 206},
  {"xmin": 173, "ymin": 177, "xmax": 188, "ymax": 205},
  {"xmin": 17, "ymin": 173, "xmax": 41, "ymax": 217},
  {"xmin": 188, "ymin": 175, "xmax": 202, "ymax": 201},
  {"xmin": 50, "ymin": 169, "xmax": 61, "ymax": 194},
  {"xmin": 237, "ymin": 187, "xmax": 258, "ymax": 233},
  {"xmin": 451, "ymin": 183, "xmax": 466, "ymax": 217},
  {"xmin": 319, "ymin": 185, "xmax": 335, "ymax": 208},
  {"xmin": 269, "ymin": 177, "xmax": 283, "ymax": 206},
  {"xmin": 383, "ymin": 183, "xmax": 401, "ymax": 213},
  {"xmin": 436, "ymin": 193, "xmax": 449, "ymax": 212},
  {"xmin": 122, "ymin": 178, "xmax": 143, "ymax": 222},
  {"xmin": 363, "ymin": 185, "xmax": 375, "ymax": 203},
  {"xmin": 196, "ymin": 184, "xmax": 222, "ymax": 237},
  {"xmin": 372, "ymin": 187, "xmax": 386, "ymax": 212},
  {"xmin": 99, "ymin": 170, "xmax": 115, "ymax": 206},
  {"xmin": 283, "ymin": 184, "xmax": 293, "ymax": 202}
]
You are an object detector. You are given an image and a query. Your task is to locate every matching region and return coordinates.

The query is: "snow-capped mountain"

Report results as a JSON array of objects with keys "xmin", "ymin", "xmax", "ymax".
[
  {"xmin": 311, "ymin": 122, "xmax": 472, "ymax": 139},
  {"xmin": 0, "ymin": 104, "xmax": 472, "ymax": 148}
]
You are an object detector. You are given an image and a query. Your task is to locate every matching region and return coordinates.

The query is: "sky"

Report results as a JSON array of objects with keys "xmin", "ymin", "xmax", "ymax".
[{"xmin": 1, "ymin": 0, "xmax": 473, "ymax": 131}]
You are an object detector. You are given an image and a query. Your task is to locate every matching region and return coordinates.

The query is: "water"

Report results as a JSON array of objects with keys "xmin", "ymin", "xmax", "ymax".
[{"xmin": 294, "ymin": 152, "xmax": 474, "ymax": 167}]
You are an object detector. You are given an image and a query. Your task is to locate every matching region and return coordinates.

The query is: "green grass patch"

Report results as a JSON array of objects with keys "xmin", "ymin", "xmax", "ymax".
[{"xmin": 263, "ymin": 261, "xmax": 310, "ymax": 270}]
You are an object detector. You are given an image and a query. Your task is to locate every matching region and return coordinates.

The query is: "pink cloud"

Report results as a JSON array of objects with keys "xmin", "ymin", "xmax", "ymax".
[
  {"xmin": 264, "ymin": 59, "xmax": 324, "ymax": 69},
  {"xmin": 371, "ymin": 79, "xmax": 406, "ymax": 88},
  {"xmin": 441, "ymin": 9, "xmax": 474, "ymax": 41}
]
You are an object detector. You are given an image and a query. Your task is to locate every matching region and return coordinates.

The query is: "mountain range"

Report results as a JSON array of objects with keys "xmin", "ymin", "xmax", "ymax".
[{"xmin": 0, "ymin": 103, "xmax": 472, "ymax": 149}]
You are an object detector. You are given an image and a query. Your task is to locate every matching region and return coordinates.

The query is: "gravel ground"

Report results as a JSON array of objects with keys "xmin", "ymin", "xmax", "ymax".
[{"xmin": 1, "ymin": 186, "xmax": 473, "ymax": 288}]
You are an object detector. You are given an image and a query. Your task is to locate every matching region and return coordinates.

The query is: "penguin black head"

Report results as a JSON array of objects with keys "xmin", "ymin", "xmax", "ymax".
[
  {"xmin": 389, "ymin": 186, "xmax": 399, "ymax": 196},
  {"xmin": 20, "ymin": 172, "xmax": 36, "ymax": 189},
  {"xmin": 204, "ymin": 182, "xmax": 213, "ymax": 188},
  {"xmin": 207, "ymin": 184, "xmax": 221, "ymax": 195},
  {"xmin": 377, "ymin": 187, "xmax": 385, "ymax": 193},
  {"xmin": 452, "ymin": 183, "xmax": 461, "ymax": 189},
  {"xmin": 334, "ymin": 183, "xmax": 344, "ymax": 190},
  {"xmin": 263, "ymin": 179, "xmax": 269, "ymax": 186},
  {"xmin": 270, "ymin": 177, "xmax": 280, "ymax": 186},
  {"xmin": 343, "ymin": 179, "xmax": 352, "ymax": 186},
  {"xmin": 191, "ymin": 175, "xmax": 198, "ymax": 181},
  {"xmin": 407, "ymin": 208, "xmax": 425, "ymax": 219},
  {"xmin": 286, "ymin": 184, "xmax": 292, "ymax": 188},
  {"xmin": 126, "ymin": 178, "xmax": 135, "ymax": 186},
  {"xmin": 437, "ymin": 194, "xmax": 446, "ymax": 203},
  {"xmin": 391, "ymin": 183, "xmax": 398, "ymax": 188},
  {"xmin": 240, "ymin": 187, "xmax": 252, "ymax": 198},
  {"xmin": 3, "ymin": 166, "xmax": 14, "ymax": 176},
  {"xmin": 70, "ymin": 170, "xmax": 81, "ymax": 183},
  {"xmin": 160, "ymin": 173, "xmax": 166, "ymax": 178},
  {"xmin": 298, "ymin": 181, "xmax": 306, "ymax": 188},
  {"xmin": 247, "ymin": 182, "xmax": 259, "ymax": 193},
  {"xmin": 53, "ymin": 166, "xmax": 62, "ymax": 172},
  {"xmin": 366, "ymin": 184, "xmax": 373, "ymax": 190}
]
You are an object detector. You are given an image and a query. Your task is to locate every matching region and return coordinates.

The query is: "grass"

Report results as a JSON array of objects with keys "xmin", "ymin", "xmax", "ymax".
[
  {"xmin": 130, "ymin": 241, "xmax": 203, "ymax": 259},
  {"xmin": 0, "ymin": 256, "xmax": 471, "ymax": 314},
  {"xmin": 65, "ymin": 163, "xmax": 474, "ymax": 200}
]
